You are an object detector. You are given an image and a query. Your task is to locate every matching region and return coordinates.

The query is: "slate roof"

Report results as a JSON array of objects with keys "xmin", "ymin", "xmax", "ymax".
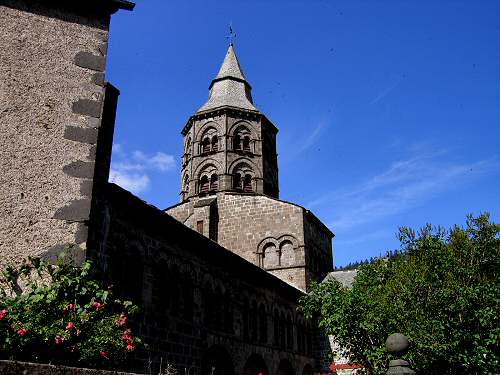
[
  {"xmin": 323, "ymin": 270, "xmax": 358, "ymax": 289},
  {"xmin": 197, "ymin": 44, "xmax": 258, "ymax": 113}
]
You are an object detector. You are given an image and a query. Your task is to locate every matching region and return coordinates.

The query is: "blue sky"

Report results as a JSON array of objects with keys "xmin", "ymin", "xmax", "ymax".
[{"xmin": 107, "ymin": 0, "xmax": 500, "ymax": 267}]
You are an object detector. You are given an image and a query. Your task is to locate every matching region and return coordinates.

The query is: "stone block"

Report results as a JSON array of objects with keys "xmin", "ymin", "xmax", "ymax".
[
  {"xmin": 63, "ymin": 161, "xmax": 95, "ymax": 179},
  {"xmin": 53, "ymin": 199, "xmax": 91, "ymax": 221},
  {"xmin": 64, "ymin": 126, "xmax": 98, "ymax": 144},
  {"xmin": 72, "ymin": 99, "xmax": 102, "ymax": 118},
  {"xmin": 74, "ymin": 51, "xmax": 106, "ymax": 72}
]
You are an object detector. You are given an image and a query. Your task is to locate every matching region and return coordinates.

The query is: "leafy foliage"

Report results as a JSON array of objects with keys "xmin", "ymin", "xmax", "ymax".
[
  {"xmin": 300, "ymin": 214, "xmax": 500, "ymax": 375},
  {"xmin": 0, "ymin": 252, "xmax": 142, "ymax": 370}
]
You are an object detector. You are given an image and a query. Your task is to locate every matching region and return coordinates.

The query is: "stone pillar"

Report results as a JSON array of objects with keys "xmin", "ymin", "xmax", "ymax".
[{"xmin": 386, "ymin": 333, "xmax": 415, "ymax": 375}]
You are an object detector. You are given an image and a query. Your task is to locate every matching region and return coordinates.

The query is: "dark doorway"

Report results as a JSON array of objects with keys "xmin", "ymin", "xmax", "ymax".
[
  {"xmin": 302, "ymin": 364, "xmax": 313, "ymax": 375},
  {"xmin": 244, "ymin": 353, "xmax": 269, "ymax": 375},
  {"xmin": 276, "ymin": 359, "xmax": 294, "ymax": 375},
  {"xmin": 201, "ymin": 345, "xmax": 234, "ymax": 375}
]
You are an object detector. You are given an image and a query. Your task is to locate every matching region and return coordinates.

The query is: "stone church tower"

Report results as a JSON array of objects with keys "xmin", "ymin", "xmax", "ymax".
[{"xmin": 167, "ymin": 44, "xmax": 334, "ymax": 291}]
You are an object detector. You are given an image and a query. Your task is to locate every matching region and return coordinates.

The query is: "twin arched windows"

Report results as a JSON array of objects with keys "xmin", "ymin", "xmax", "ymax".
[
  {"xmin": 232, "ymin": 162, "xmax": 254, "ymax": 192},
  {"xmin": 232, "ymin": 125, "xmax": 252, "ymax": 153},
  {"xmin": 258, "ymin": 237, "xmax": 297, "ymax": 269},
  {"xmin": 198, "ymin": 165, "xmax": 218, "ymax": 196},
  {"xmin": 200, "ymin": 128, "xmax": 219, "ymax": 154}
]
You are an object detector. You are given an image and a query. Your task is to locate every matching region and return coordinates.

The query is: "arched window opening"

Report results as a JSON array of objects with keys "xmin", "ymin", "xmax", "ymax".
[
  {"xmin": 233, "ymin": 173, "xmax": 242, "ymax": 190},
  {"xmin": 243, "ymin": 136, "xmax": 251, "ymax": 152},
  {"xmin": 211, "ymin": 136, "xmax": 218, "ymax": 152},
  {"xmin": 233, "ymin": 135, "xmax": 241, "ymax": 150},
  {"xmin": 273, "ymin": 309, "xmax": 280, "ymax": 346},
  {"xmin": 286, "ymin": 314, "xmax": 293, "ymax": 350},
  {"xmin": 242, "ymin": 299, "xmax": 250, "ymax": 341},
  {"xmin": 199, "ymin": 175, "xmax": 209, "ymax": 195},
  {"xmin": 243, "ymin": 174, "xmax": 253, "ymax": 192},
  {"xmin": 202, "ymin": 137, "xmax": 210, "ymax": 153},
  {"xmin": 263, "ymin": 242, "xmax": 279, "ymax": 269},
  {"xmin": 214, "ymin": 286, "xmax": 224, "ymax": 328},
  {"xmin": 210, "ymin": 174, "xmax": 218, "ymax": 192},
  {"xmin": 250, "ymin": 300, "xmax": 258, "ymax": 342},
  {"xmin": 280, "ymin": 312, "xmax": 286, "ymax": 349},
  {"xmin": 259, "ymin": 304, "xmax": 267, "ymax": 343},
  {"xmin": 204, "ymin": 283, "xmax": 214, "ymax": 327},
  {"xmin": 280, "ymin": 240, "xmax": 295, "ymax": 267},
  {"xmin": 224, "ymin": 293, "xmax": 233, "ymax": 333}
]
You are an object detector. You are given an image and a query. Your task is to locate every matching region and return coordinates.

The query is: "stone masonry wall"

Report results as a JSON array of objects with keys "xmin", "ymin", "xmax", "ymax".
[
  {"xmin": 0, "ymin": 1, "xmax": 114, "ymax": 265},
  {"xmin": 88, "ymin": 183, "xmax": 316, "ymax": 375}
]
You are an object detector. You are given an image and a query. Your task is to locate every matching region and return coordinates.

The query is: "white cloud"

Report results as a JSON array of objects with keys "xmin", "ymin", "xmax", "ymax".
[
  {"xmin": 308, "ymin": 149, "xmax": 499, "ymax": 230},
  {"xmin": 109, "ymin": 145, "xmax": 175, "ymax": 195},
  {"xmin": 109, "ymin": 170, "xmax": 150, "ymax": 194}
]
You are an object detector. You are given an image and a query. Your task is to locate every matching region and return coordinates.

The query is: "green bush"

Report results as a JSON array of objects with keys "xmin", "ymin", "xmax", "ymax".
[
  {"xmin": 300, "ymin": 214, "xmax": 500, "ymax": 375},
  {"xmin": 0, "ymin": 252, "xmax": 142, "ymax": 370}
]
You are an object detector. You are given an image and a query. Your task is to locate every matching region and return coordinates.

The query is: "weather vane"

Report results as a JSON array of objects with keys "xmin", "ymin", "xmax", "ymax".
[{"xmin": 226, "ymin": 22, "xmax": 236, "ymax": 45}]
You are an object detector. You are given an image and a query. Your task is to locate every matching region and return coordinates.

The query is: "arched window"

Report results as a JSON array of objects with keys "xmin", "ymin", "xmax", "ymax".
[
  {"xmin": 243, "ymin": 298, "xmax": 250, "ymax": 341},
  {"xmin": 199, "ymin": 175, "xmax": 209, "ymax": 194},
  {"xmin": 243, "ymin": 174, "xmax": 253, "ymax": 192},
  {"xmin": 280, "ymin": 240, "xmax": 295, "ymax": 267},
  {"xmin": 233, "ymin": 173, "xmax": 242, "ymax": 190},
  {"xmin": 280, "ymin": 312, "xmax": 286, "ymax": 348},
  {"xmin": 273, "ymin": 309, "xmax": 279, "ymax": 346},
  {"xmin": 210, "ymin": 174, "xmax": 218, "ymax": 192},
  {"xmin": 250, "ymin": 300, "xmax": 258, "ymax": 342},
  {"xmin": 211, "ymin": 135, "xmax": 218, "ymax": 152},
  {"xmin": 183, "ymin": 175, "xmax": 189, "ymax": 200},
  {"xmin": 259, "ymin": 303, "xmax": 267, "ymax": 343},
  {"xmin": 286, "ymin": 314, "xmax": 293, "ymax": 350},
  {"xmin": 263, "ymin": 242, "xmax": 279, "ymax": 269},
  {"xmin": 233, "ymin": 134, "xmax": 241, "ymax": 150},
  {"xmin": 243, "ymin": 136, "xmax": 250, "ymax": 152},
  {"xmin": 202, "ymin": 138, "xmax": 210, "ymax": 153}
]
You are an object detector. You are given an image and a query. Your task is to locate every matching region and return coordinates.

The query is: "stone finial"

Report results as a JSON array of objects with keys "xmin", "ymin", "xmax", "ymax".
[{"xmin": 386, "ymin": 333, "xmax": 415, "ymax": 375}]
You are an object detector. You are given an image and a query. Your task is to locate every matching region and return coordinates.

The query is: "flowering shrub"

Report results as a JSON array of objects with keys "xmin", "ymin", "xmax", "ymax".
[{"xmin": 0, "ymin": 252, "xmax": 142, "ymax": 369}]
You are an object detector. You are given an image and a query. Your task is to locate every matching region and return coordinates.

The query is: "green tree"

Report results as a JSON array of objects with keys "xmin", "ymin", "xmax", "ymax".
[{"xmin": 300, "ymin": 214, "xmax": 500, "ymax": 375}]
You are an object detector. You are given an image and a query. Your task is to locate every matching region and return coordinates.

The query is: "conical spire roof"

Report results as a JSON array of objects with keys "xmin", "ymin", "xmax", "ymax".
[
  {"xmin": 214, "ymin": 44, "xmax": 246, "ymax": 81},
  {"xmin": 197, "ymin": 44, "xmax": 258, "ymax": 113}
]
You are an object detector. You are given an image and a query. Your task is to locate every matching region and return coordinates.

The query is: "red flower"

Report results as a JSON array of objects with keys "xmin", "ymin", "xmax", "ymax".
[
  {"xmin": 125, "ymin": 343, "xmax": 136, "ymax": 352},
  {"xmin": 66, "ymin": 322, "xmax": 75, "ymax": 331},
  {"xmin": 122, "ymin": 329, "xmax": 133, "ymax": 344},
  {"xmin": 93, "ymin": 302, "xmax": 104, "ymax": 311},
  {"xmin": 55, "ymin": 335, "xmax": 64, "ymax": 344},
  {"xmin": 0, "ymin": 309, "xmax": 8, "ymax": 320},
  {"xmin": 100, "ymin": 351, "xmax": 109, "ymax": 359},
  {"xmin": 69, "ymin": 303, "xmax": 75, "ymax": 312},
  {"xmin": 116, "ymin": 312, "xmax": 128, "ymax": 327},
  {"xmin": 17, "ymin": 328, "xmax": 27, "ymax": 337}
]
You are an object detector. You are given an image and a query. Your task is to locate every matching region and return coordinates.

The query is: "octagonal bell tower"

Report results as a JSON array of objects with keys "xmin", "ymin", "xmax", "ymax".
[{"xmin": 179, "ymin": 44, "xmax": 279, "ymax": 202}]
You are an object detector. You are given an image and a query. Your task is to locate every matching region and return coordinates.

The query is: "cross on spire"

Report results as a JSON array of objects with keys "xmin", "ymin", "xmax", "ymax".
[{"xmin": 226, "ymin": 23, "xmax": 236, "ymax": 45}]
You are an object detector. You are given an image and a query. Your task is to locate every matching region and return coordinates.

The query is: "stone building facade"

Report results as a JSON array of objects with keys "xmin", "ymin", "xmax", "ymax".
[
  {"xmin": 166, "ymin": 46, "xmax": 333, "ymax": 291},
  {"xmin": 0, "ymin": 1, "xmax": 335, "ymax": 374}
]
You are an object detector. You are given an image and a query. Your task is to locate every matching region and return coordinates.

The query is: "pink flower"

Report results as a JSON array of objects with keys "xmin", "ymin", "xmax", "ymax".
[
  {"xmin": 17, "ymin": 328, "xmax": 27, "ymax": 337},
  {"xmin": 93, "ymin": 302, "xmax": 103, "ymax": 311},
  {"xmin": 122, "ymin": 329, "xmax": 133, "ymax": 345},
  {"xmin": 69, "ymin": 304, "xmax": 75, "ymax": 312},
  {"xmin": 116, "ymin": 312, "xmax": 128, "ymax": 327},
  {"xmin": 66, "ymin": 322, "xmax": 75, "ymax": 331},
  {"xmin": 55, "ymin": 335, "xmax": 64, "ymax": 344},
  {"xmin": 125, "ymin": 343, "xmax": 136, "ymax": 352},
  {"xmin": 100, "ymin": 351, "xmax": 109, "ymax": 359},
  {"xmin": 0, "ymin": 309, "xmax": 7, "ymax": 320}
]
